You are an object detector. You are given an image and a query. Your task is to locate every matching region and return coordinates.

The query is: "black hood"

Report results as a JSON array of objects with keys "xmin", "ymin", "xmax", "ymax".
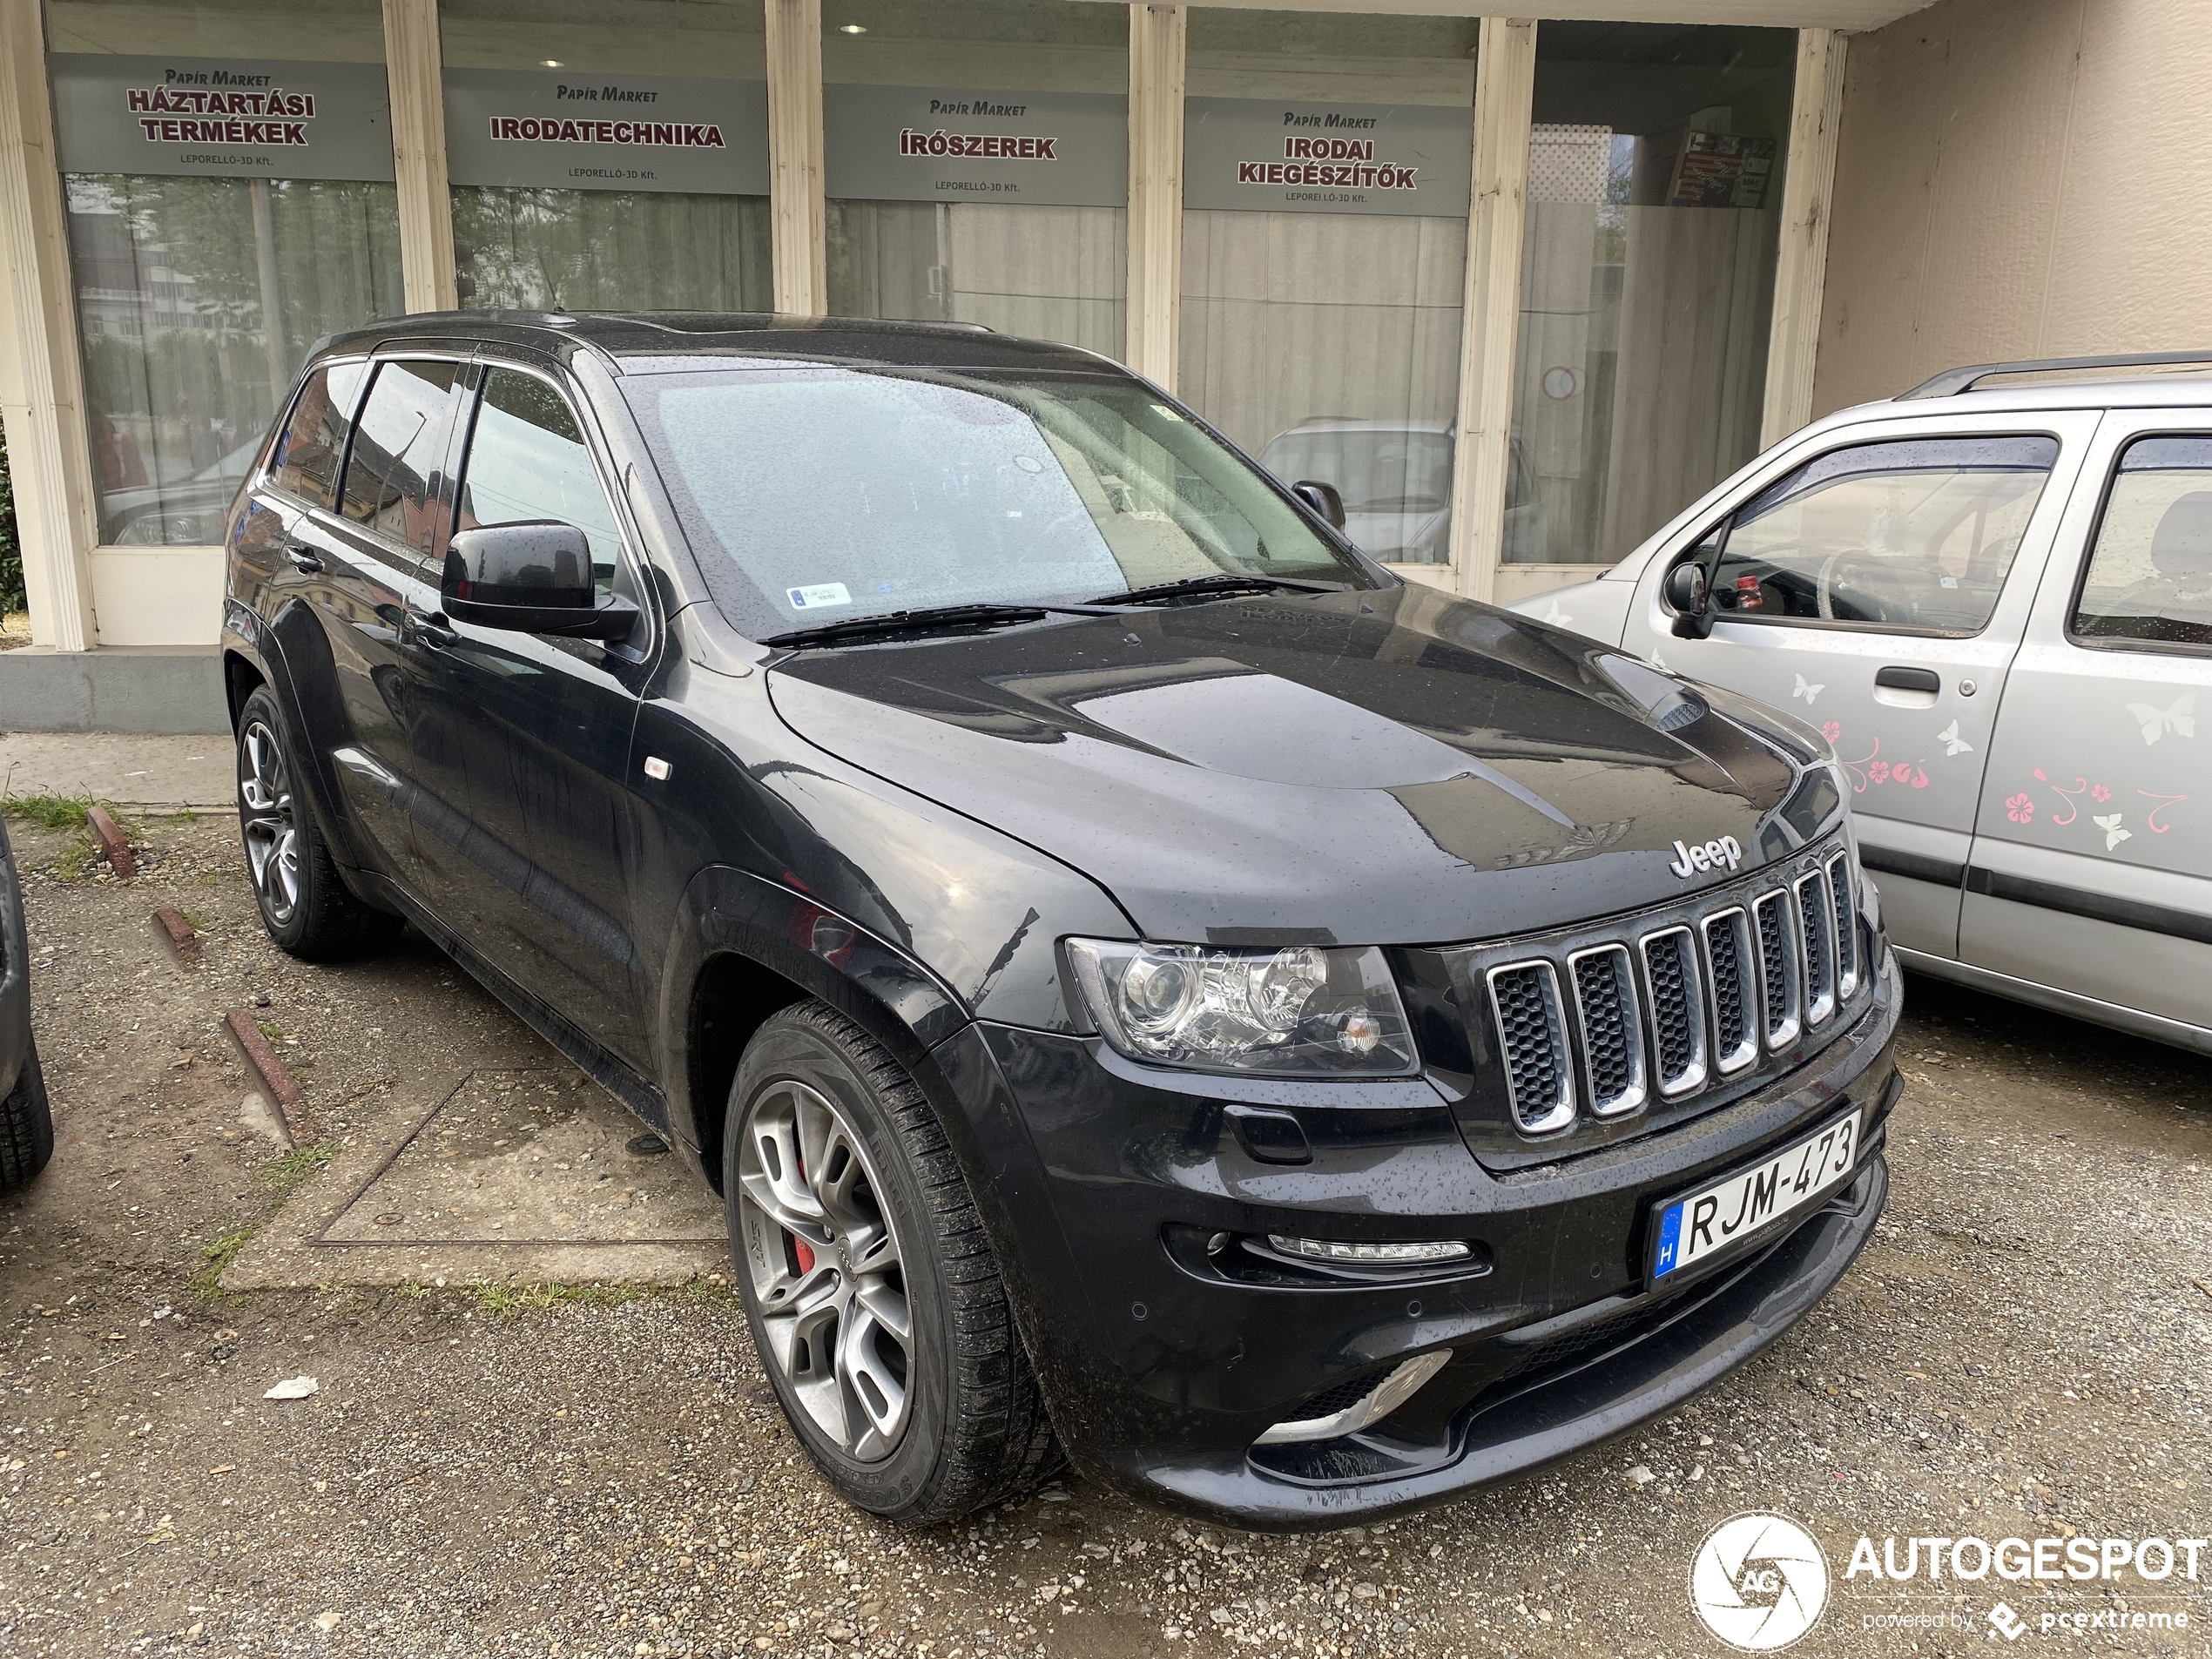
[{"xmin": 765, "ymin": 583, "xmax": 1834, "ymax": 946}]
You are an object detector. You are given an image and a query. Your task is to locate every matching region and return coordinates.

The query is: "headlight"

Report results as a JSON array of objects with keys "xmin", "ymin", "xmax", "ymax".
[{"xmin": 1064, "ymin": 940, "xmax": 1417, "ymax": 1076}]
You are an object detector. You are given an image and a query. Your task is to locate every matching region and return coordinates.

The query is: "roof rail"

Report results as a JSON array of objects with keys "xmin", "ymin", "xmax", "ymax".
[{"xmin": 1898, "ymin": 349, "xmax": 2212, "ymax": 400}]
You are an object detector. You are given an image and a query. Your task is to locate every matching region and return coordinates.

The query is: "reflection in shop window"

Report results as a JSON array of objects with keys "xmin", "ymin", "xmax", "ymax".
[
  {"xmin": 47, "ymin": 0, "xmax": 402, "ymax": 545},
  {"xmin": 1181, "ymin": 10, "xmax": 1477, "ymax": 567},
  {"xmin": 1511, "ymin": 24, "xmax": 1795, "ymax": 564},
  {"xmin": 823, "ymin": 0, "xmax": 1128, "ymax": 355},
  {"xmin": 441, "ymin": 0, "xmax": 772, "ymax": 314}
]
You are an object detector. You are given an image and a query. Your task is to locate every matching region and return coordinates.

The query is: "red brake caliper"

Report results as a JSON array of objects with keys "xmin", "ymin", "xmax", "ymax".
[{"xmin": 792, "ymin": 1236, "xmax": 816, "ymax": 1275}]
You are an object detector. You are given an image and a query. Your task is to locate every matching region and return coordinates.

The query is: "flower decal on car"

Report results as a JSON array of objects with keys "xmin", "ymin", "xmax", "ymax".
[
  {"xmin": 1821, "ymin": 720, "xmax": 1841, "ymax": 745},
  {"xmin": 2006, "ymin": 792, "xmax": 2033, "ymax": 823},
  {"xmin": 2091, "ymin": 783, "xmax": 2112, "ymax": 803},
  {"xmin": 1869, "ymin": 760, "xmax": 1891, "ymax": 785}
]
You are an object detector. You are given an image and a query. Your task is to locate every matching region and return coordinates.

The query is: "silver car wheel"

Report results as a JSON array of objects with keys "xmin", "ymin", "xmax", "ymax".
[
  {"xmin": 735, "ymin": 1078, "xmax": 914, "ymax": 1463},
  {"xmin": 238, "ymin": 718, "xmax": 300, "ymax": 925}
]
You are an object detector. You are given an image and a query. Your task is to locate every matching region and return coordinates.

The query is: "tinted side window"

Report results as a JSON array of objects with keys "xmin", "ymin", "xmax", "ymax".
[
  {"xmin": 1712, "ymin": 435, "xmax": 2060, "ymax": 635},
  {"xmin": 455, "ymin": 368, "xmax": 624, "ymax": 596},
  {"xmin": 2073, "ymin": 435, "xmax": 2212, "ymax": 652},
  {"xmin": 340, "ymin": 360, "xmax": 462, "ymax": 560},
  {"xmin": 270, "ymin": 361, "xmax": 368, "ymax": 512}
]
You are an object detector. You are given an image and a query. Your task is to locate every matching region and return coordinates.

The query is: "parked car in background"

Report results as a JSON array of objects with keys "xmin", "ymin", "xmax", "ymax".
[
  {"xmin": 0, "ymin": 815, "xmax": 53, "ymax": 1190},
  {"xmin": 222, "ymin": 311, "xmax": 1898, "ymax": 1530},
  {"xmin": 1514, "ymin": 352, "xmax": 2212, "ymax": 1057},
  {"xmin": 1258, "ymin": 417, "xmax": 1546, "ymax": 565}
]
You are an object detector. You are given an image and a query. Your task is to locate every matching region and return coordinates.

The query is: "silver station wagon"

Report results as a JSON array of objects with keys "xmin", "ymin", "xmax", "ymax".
[{"xmin": 1516, "ymin": 352, "xmax": 2212, "ymax": 1057}]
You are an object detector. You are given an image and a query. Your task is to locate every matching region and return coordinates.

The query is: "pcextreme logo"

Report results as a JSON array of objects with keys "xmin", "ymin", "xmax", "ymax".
[{"xmin": 1689, "ymin": 1512, "xmax": 1831, "ymax": 1650}]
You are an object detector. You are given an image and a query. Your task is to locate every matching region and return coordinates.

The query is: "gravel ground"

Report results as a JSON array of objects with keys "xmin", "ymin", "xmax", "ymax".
[{"xmin": 2, "ymin": 811, "xmax": 2208, "ymax": 1658}]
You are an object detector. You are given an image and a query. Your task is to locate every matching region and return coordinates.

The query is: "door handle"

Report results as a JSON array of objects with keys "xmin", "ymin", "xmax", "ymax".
[
  {"xmin": 285, "ymin": 543, "xmax": 324, "ymax": 575},
  {"xmin": 1874, "ymin": 665, "xmax": 1940, "ymax": 693},
  {"xmin": 408, "ymin": 610, "xmax": 460, "ymax": 650}
]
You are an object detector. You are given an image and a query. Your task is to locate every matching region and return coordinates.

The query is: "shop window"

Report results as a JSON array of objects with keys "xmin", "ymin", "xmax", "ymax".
[
  {"xmin": 441, "ymin": 0, "xmax": 771, "ymax": 314},
  {"xmin": 1509, "ymin": 23, "xmax": 1796, "ymax": 563},
  {"xmin": 47, "ymin": 0, "xmax": 403, "ymax": 545},
  {"xmin": 823, "ymin": 0, "xmax": 1127, "ymax": 355},
  {"xmin": 1181, "ymin": 10, "xmax": 1477, "ymax": 567}
]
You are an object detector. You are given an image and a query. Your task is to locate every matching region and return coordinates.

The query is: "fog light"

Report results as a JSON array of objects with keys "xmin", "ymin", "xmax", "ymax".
[{"xmin": 1267, "ymin": 1235, "xmax": 1470, "ymax": 1264}]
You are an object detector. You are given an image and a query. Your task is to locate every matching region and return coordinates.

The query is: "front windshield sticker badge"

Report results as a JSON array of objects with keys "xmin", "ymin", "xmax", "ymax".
[{"xmin": 788, "ymin": 583, "xmax": 853, "ymax": 610}]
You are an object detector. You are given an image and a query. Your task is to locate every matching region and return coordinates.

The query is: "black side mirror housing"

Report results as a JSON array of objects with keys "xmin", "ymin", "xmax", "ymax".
[
  {"xmin": 1291, "ymin": 479, "xmax": 1346, "ymax": 531},
  {"xmin": 1665, "ymin": 557, "xmax": 1715, "ymax": 640},
  {"xmin": 442, "ymin": 521, "xmax": 637, "ymax": 640}
]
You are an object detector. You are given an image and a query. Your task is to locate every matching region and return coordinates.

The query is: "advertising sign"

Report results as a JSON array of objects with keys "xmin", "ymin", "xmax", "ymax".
[
  {"xmin": 443, "ymin": 68, "xmax": 767, "ymax": 195},
  {"xmin": 1184, "ymin": 97, "xmax": 1471, "ymax": 218},
  {"xmin": 824, "ymin": 84, "xmax": 1125, "ymax": 208},
  {"xmin": 49, "ymin": 53, "xmax": 395, "ymax": 181}
]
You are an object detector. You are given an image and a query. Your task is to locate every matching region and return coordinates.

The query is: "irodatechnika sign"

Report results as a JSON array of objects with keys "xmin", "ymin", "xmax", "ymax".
[
  {"xmin": 443, "ymin": 69, "xmax": 767, "ymax": 195},
  {"xmin": 824, "ymin": 84, "xmax": 1126, "ymax": 209},
  {"xmin": 1184, "ymin": 97, "xmax": 1472, "ymax": 218},
  {"xmin": 49, "ymin": 54, "xmax": 396, "ymax": 181}
]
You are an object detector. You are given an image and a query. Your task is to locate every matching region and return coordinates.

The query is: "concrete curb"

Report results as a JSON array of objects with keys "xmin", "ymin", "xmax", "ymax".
[
  {"xmin": 152, "ymin": 907, "xmax": 200, "ymax": 967},
  {"xmin": 85, "ymin": 806, "xmax": 135, "ymax": 879},
  {"xmin": 223, "ymin": 1008, "xmax": 314, "ymax": 1147}
]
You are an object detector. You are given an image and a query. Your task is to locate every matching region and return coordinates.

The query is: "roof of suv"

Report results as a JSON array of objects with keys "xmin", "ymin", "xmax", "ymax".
[{"xmin": 314, "ymin": 310, "xmax": 1113, "ymax": 374}]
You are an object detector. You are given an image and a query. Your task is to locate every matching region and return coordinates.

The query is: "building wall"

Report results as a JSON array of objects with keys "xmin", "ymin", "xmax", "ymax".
[{"xmin": 1813, "ymin": 0, "xmax": 2212, "ymax": 416}]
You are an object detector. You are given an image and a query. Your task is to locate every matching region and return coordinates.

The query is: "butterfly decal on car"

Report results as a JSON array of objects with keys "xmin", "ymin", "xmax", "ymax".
[
  {"xmin": 1792, "ymin": 673, "xmax": 1824, "ymax": 706},
  {"xmin": 2123, "ymin": 690, "xmax": 2195, "ymax": 745},
  {"xmin": 2092, "ymin": 813, "xmax": 2131, "ymax": 851},
  {"xmin": 1936, "ymin": 718, "xmax": 1972, "ymax": 757}
]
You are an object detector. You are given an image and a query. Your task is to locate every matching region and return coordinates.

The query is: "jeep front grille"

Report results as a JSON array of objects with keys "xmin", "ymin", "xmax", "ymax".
[{"xmin": 1469, "ymin": 839, "xmax": 1867, "ymax": 1137}]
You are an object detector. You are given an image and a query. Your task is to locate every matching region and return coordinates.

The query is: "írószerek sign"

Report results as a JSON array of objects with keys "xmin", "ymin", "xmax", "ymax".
[{"xmin": 824, "ymin": 84, "xmax": 1125, "ymax": 208}]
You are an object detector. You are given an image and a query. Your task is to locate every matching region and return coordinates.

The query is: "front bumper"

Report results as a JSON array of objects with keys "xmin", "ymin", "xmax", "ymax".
[{"xmin": 931, "ymin": 948, "xmax": 1902, "ymax": 1530}]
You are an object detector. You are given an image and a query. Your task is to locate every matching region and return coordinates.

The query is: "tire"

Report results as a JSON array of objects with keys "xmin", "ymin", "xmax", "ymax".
[
  {"xmin": 724, "ymin": 1001, "xmax": 1055, "ymax": 1523},
  {"xmin": 234, "ymin": 686, "xmax": 388, "ymax": 960},
  {"xmin": 0, "ymin": 1042, "xmax": 54, "ymax": 1190}
]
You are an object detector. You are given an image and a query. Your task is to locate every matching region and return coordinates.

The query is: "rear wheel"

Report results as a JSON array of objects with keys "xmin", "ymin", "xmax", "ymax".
[
  {"xmin": 725, "ymin": 1001, "xmax": 1055, "ymax": 1522},
  {"xmin": 0, "ymin": 1042, "xmax": 53, "ymax": 1190},
  {"xmin": 235, "ymin": 686, "xmax": 388, "ymax": 959}
]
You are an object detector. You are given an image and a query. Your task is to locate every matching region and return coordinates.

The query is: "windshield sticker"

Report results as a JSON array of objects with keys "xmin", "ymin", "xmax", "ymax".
[{"xmin": 787, "ymin": 583, "xmax": 853, "ymax": 610}]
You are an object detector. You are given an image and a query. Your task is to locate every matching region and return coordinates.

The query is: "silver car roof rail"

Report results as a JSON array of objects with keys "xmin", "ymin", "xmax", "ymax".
[{"xmin": 1898, "ymin": 348, "xmax": 2212, "ymax": 400}]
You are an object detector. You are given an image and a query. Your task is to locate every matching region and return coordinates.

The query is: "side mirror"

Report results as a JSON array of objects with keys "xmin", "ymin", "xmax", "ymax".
[
  {"xmin": 1291, "ymin": 479, "xmax": 1346, "ymax": 531},
  {"xmin": 442, "ymin": 521, "xmax": 637, "ymax": 640},
  {"xmin": 1664, "ymin": 558, "xmax": 1715, "ymax": 640}
]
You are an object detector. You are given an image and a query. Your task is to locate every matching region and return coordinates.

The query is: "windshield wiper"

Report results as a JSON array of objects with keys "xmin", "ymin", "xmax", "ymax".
[
  {"xmin": 1089, "ymin": 573, "xmax": 1343, "ymax": 608},
  {"xmin": 760, "ymin": 601, "xmax": 1118, "ymax": 650}
]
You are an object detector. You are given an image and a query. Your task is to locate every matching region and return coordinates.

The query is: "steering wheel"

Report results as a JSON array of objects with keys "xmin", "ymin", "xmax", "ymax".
[{"xmin": 1815, "ymin": 552, "xmax": 1912, "ymax": 625}]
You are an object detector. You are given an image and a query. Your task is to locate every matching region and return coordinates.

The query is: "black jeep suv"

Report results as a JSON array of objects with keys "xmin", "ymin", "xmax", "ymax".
[{"xmin": 219, "ymin": 312, "xmax": 1899, "ymax": 1529}]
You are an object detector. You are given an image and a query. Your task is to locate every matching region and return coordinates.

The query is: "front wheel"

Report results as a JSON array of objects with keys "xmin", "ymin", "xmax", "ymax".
[
  {"xmin": 725, "ymin": 1001, "xmax": 1055, "ymax": 1522},
  {"xmin": 234, "ymin": 686, "xmax": 388, "ymax": 960},
  {"xmin": 0, "ymin": 1042, "xmax": 54, "ymax": 1190}
]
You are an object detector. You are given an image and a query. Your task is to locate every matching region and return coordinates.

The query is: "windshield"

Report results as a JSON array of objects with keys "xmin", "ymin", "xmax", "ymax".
[
  {"xmin": 619, "ymin": 367, "xmax": 1372, "ymax": 638},
  {"xmin": 1258, "ymin": 428, "xmax": 1453, "ymax": 515}
]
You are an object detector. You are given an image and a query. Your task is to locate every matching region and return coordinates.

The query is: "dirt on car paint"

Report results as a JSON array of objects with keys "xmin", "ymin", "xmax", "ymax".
[{"xmin": 2, "ymin": 812, "xmax": 2208, "ymax": 1657}]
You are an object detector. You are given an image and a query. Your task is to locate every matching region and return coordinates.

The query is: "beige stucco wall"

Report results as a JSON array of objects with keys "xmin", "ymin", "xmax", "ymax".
[{"xmin": 1812, "ymin": 0, "xmax": 2212, "ymax": 416}]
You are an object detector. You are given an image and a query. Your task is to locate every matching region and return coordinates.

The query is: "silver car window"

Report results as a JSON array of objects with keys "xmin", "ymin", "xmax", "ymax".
[
  {"xmin": 1710, "ymin": 435, "xmax": 2059, "ymax": 636},
  {"xmin": 2072, "ymin": 435, "xmax": 2212, "ymax": 654}
]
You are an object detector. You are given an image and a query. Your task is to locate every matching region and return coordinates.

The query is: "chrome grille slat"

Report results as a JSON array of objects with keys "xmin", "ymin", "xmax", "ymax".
[
  {"xmin": 1752, "ymin": 887, "xmax": 1803, "ymax": 1051},
  {"xmin": 1568, "ymin": 944, "xmax": 1646, "ymax": 1117},
  {"xmin": 1797, "ymin": 869, "xmax": 1837, "ymax": 1027},
  {"xmin": 1826, "ymin": 849, "xmax": 1859, "ymax": 1000},
  {"xmin": 1487, "ymin": 962, "xmax": 1575, "ymax": 1134},
  {"xmin": 1700, "ymin": 907, "xmax": 1761, "ymax": 1076},
  {"xmin": 1637, "ymin": 926, "xmax": 1707, "ymax": 1096}
]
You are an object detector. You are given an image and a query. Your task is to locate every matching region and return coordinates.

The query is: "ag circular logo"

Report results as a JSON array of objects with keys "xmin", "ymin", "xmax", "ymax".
[{"xmin": 1689, "ymin": 1511, "xmax": 1831, "ymax": 1650}]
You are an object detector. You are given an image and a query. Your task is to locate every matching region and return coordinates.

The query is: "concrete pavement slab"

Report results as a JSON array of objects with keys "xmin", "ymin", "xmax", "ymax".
[{"xmin": 0, "ymin": 730, "xmax": 235, "ymax": 807}]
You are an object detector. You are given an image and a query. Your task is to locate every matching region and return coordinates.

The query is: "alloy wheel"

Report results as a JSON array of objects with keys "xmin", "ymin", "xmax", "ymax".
[
  {"xmin": 735, "ymin": 1079, "xmax": 914, "ymax": 1462},
  {"xmin": 238, "ymin": 718, "xmax": 301, "ymax": 925}
]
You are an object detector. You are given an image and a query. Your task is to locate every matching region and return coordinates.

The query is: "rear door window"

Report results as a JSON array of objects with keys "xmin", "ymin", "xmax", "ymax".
[
  {"xmin": 339, "ymin": 360, "xmax": 464, "ymax": 563},
  {"xmin": 2072, "ymin": 435, "xmax": 2212, "ymax": 652},
  {"xmin": 269, "ymin": 361, "xmax": 368, "ymax": 513},
  {"xmin": 1711, "ymin": 435, "xmax": 2060, "ymax": 635}
]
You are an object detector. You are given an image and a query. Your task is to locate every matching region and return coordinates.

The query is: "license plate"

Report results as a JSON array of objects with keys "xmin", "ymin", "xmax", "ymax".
[{"xmin": 1652, "ymin": 1109, "xmax": 1863, "ymax": 1279}]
